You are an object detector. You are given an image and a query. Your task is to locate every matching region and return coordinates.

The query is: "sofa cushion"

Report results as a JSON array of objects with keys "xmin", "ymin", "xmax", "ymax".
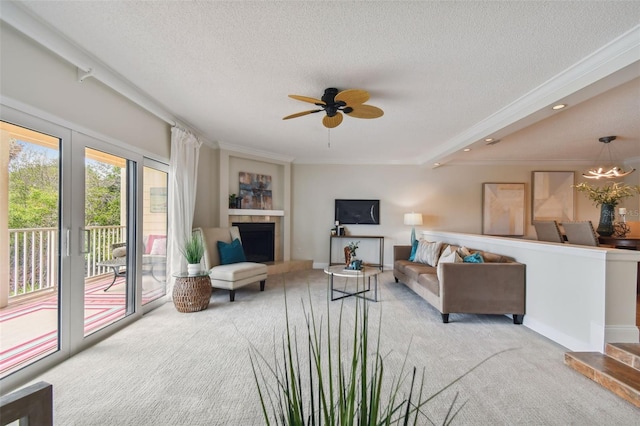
[
  {"xmin": 217, "ymin": 238, "xmax": 247, "ymax": 265},
  {"xmin": 209, "ymin": 262, "xmax": 267, "ymax": 281},
  {"xmin": 437, "ymin": 247, "xmax": 462, "ymax": 281},
  {"xmin": 413, "ymin": 240, "xmax": 443, "ymax": 266},
  {"xmin": 457, "ymin": 246, "xmax": 471, "ymax": 258},
  {"xmin": 478, "ymin": 251, "xmax": 510, "ymax": 263},
  {"xmin": 112, "ymin": 246, "xmax": 127, "ymax": 258},
  {"xmin": 394, "ymin": 260, "xmax": 413, "ymax": 276},
  {"xmin": 408, "ymin": 239, "xmax": 419, "ymax": 261},
  {"xmin": 396, "ymin": 260, "xmax": 436, "ymax": 282},
  {"xmin": 463, "ymin": 252, "xmax": 484, "ymax": 263},
  {"xmin": 417, "ymin": 272, "xmax": 440, "ymax": 297},
  {"xmin": 145, "ymin": 234, "xmax": 165, "ymax": 254},
  {"xmin": 150, "ymin": 238, "xmax": 167, "ymax": 255}
]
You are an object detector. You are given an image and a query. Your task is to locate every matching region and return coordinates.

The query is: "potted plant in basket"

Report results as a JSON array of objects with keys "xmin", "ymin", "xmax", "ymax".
[
  {"xmin": 574, "ymin": 182, "xmax": 640, "ymax": 236},
  {"xmin": 181, "ymin": 232, "xmax": 205, "ymax": 275}
]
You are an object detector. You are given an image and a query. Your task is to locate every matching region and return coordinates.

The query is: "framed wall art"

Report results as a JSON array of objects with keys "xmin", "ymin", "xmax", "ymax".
[
  {"xmin": 532, "ymin": 171, "xmax": 574, "ymax": 222},
  {"xmin": 150, "ymin": 187, "xmax": 167, "ymax": 213},
  {"xmin": 239, "ymin": 172, "xmax": 272, "ymax": 209},
  {"xmin": 482, "ymin": 183, "xmax": 525, "ymax": 236}
]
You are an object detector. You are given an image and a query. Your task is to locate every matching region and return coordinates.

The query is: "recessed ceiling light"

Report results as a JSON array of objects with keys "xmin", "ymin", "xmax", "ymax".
[
  {"xmin": 552, "ymin": 104, "xmax": 567, "ymax": 110},
  {"xmin": 463, "ymin": 148, "xmax": 471, "ymax": 152},
  {"xmin": 484, "ymin": 138, "xmax": 493, "ymax": 142},
  {"xmin": 434, "ymin": 162, "xmax": 441, "ymax": 166}
]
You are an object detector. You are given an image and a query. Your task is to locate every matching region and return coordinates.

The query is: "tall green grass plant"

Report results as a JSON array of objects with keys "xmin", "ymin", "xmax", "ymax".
[
  {"xmin": 249, "ymin": 285, "xmax": 510, "ymax": 425},
  {"xmin": 180, "ymin": 232, "xmax": 204, "ymax": 264}
]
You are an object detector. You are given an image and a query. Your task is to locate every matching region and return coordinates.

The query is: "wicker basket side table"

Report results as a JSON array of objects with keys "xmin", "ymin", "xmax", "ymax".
[{"xmin": 172, "ymin": 272, "xmax": 212, "ymax": 313}]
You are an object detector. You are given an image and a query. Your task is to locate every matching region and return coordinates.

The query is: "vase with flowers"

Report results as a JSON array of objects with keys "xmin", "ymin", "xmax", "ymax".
[
  {"xmin": 344, "ymin": 240, "xmax": 360, "ymax": 268},
  {"xmin": 574, "ymin": 182, "xmax": 640, "ymax": 236}
]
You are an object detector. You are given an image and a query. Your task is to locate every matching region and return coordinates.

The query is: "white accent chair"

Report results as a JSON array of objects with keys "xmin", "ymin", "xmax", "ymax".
[{"xmin": 194, "ymin": 227, "xmax": 268, "ymax": 302}]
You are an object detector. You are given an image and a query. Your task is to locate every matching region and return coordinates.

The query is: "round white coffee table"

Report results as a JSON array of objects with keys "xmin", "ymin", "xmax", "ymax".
[{"xmin": 323, "ymin": 265, "xmax": 381, "ymax": 302}]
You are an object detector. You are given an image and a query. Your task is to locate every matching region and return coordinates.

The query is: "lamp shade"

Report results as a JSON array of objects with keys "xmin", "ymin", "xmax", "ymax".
[{"xmin": 404, "ymin": 213, "xmax": 423, "ymax": 226}]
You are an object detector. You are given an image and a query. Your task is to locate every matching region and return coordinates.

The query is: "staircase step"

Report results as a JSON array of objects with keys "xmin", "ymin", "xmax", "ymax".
[
  {"xmin": 606, "ymin": 343, "xmax": 640, "ymax": 371},
  {"xmin": 565, "ymin": 351, "xmax": 640, "ymax": 408}
]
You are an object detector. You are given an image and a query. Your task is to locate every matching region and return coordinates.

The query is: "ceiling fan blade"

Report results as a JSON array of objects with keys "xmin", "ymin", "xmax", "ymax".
[
  {"xmin": 288, "ymin": 94, "xmax": 326, "ymax": 105},
  {"xmin": 323, "ymin": 112, "xmax": 343, "ymax": 128},
  {"xmin": 346, "ymin": 104, "xmax": 384, "ymax": 119},
  {"xmin": 283, "ymin": 110, "xmax": 322, "ymax": 120},
  {"xmin": 335, "ymin": 89, "xmax": 369, "ymax": 105}
]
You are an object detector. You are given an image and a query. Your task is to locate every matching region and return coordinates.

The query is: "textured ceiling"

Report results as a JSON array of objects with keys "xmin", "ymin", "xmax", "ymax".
[{"xmin": 7, "ymin": 1, "xmax": 640, "ymax": 165}]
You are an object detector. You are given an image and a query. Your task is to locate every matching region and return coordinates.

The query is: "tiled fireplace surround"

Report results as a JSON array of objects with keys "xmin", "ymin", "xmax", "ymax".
[{"xmin": 228, "ymin": 214, "xmax": 283, "ymax": 262}]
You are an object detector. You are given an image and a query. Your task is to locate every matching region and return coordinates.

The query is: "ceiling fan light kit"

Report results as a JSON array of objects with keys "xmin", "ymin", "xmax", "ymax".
[
  {"xmin": 582, "ymin": 135, "xmax": 635, "ymax": 180},
  {"xmin": 283, "ymin": 88, "xmax": 383, "ymax": 128}
]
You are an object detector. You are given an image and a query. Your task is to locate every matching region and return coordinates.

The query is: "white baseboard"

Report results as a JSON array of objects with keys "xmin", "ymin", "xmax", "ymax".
[
  {"xmin": 605, "ymin": 325, "xmax": 640, "ymax": 346},
  {"xmin": 523, "ymin": 316, "xmax": 598, "ymax": 352}
]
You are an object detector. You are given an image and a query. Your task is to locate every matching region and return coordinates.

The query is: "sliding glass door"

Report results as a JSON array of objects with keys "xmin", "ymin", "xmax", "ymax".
[
  {"xmin": 0, "ymin": 121, "xmax": 63, "ymax": 377},
  {"xmin": 67, "ymin": 134, "xmax": 139, "ymax": 344},
  {"xmin": 80, "ymin": 146, "xmax": 135, "ymax": 337},
  {"xmin": 142, "ymin": 163, "xmax": 168, "ymax": 304},
  {"xmin": 1, "ymin": 108, "xmax": 147, "ymax": 386}
]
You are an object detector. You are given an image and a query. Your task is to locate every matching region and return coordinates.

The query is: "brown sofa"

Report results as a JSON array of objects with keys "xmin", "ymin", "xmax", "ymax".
[{"xmin": 393, "ymin": 244, "xmax": 526, "ymax": 324}]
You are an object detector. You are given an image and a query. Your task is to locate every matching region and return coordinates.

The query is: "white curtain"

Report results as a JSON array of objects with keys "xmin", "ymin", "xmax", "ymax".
[{"xmin": 166, "ymin": 127, "xmax": 202, "ymax": 299}]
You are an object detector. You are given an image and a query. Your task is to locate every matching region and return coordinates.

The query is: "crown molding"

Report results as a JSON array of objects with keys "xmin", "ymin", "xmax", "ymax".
[
  {"xmin": 444, "ymin": 156, "xmax": 640, "ymax": 168},
  {"xmin": 217, "ymin": 141, "xmax": 295, "ymax": 164},
  {"xmin": 292, "ymin": 156, "xmax": 423, "ymax": 166},
  {"xmin": 423, "ymin": 24, "xmax": 640, "ymax": 167}
]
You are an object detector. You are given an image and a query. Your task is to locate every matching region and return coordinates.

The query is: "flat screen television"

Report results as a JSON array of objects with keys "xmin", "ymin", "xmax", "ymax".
[{"xmin": 335, "ymin": 199, "xmax": 380, "ymax": 225}]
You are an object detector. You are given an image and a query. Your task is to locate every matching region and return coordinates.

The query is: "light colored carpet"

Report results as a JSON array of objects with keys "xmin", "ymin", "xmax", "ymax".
[{"xmin": 28, "ymin": 269, "xmax": 639, "ymax": 425}]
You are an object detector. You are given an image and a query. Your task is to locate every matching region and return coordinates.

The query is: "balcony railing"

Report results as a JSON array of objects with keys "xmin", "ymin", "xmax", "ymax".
[{"xmin": 8, "ymin": 225, "xmax": 126, "ymax": 299}]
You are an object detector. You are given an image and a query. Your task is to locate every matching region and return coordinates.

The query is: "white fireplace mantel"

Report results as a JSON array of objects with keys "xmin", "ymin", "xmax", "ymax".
[{"xmin": 229, "ymin": 209, "xmax": 284, "ymax": 217}]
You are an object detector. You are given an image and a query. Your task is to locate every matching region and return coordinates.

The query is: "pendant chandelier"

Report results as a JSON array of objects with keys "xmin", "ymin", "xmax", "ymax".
[{"xmin": 582, "ymin": 136, "xmax": 635, "ymax": 180}]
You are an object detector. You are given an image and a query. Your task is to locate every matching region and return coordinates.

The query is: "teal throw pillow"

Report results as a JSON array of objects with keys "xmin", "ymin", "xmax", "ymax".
[
  {"xmin": 463, "ymin": 252, "xmax": 484, "ymax": 263},
  {"xmin": 408, "ymin": 239, "xmax": 419, "ymax": 261},
  {"xmin": 217, "ymin": 238, "xmax": 247, "ymax": 265}
]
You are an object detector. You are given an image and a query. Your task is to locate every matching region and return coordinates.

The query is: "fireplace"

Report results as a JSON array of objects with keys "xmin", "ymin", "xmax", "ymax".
[{"xmin": 233, "ymin": 222, "xmax": 275, "ymax": 263}]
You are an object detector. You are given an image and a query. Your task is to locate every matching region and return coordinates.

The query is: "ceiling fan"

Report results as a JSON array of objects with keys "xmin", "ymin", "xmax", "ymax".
[{"xmin": 283, "ymin": 88, "xmax": 384, "ymax": 128}]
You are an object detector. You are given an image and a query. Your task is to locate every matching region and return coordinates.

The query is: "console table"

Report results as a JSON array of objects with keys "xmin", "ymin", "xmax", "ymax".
[
  {"xmin": 329, "ymin": 235, "xmax": 384, "ymax": 271},
  {"xmin": 598, "ymin": 236, "xmax": 640, "ymax": 250}
]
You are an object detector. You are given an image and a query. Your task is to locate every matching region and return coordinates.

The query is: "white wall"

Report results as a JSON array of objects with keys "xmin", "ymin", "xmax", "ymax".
[
  {"xmin": 193, "ymin": 144, "xmax": 219, "ymax": 228},
  {"xmin": 0, "ymin": 25, "xmax": 170, "ymax": 160},
  {"xmin": 291, "ymin": 163, "xmax": 640, "ymax": 267}
]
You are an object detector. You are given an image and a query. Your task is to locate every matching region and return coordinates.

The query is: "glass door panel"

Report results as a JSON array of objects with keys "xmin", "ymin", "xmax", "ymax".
[
  {"xmin": 83, "ymin": 148, "xmax": 129, "ymax": 336},
  {"xmin": 142, "ymin": 165, "xmax": 168, "ymax": 304},
  {"xmin": 0, "ymin": 121, "xmax": 61, "ymax": 377}
]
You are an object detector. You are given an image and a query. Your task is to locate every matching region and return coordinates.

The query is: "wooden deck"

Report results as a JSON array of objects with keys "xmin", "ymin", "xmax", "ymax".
[{"xmin": 0, "ymin": 273, "xmax": 165, "ymax": 378}]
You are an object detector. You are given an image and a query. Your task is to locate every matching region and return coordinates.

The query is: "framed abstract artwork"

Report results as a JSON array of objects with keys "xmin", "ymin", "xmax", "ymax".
[
  {"xmin": 531, "ymin": 171, "xmax": 574, "ymax": 222},
  {"xmin": 482, "ymin": 183, "xmax": 525, "ymax": 236},
  {"xmin": 238, "ymin": 172, "xmax": 272, "ymax": 209}
]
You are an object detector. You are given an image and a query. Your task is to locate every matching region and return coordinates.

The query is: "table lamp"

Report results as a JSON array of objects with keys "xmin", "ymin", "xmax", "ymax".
[{"xmin": 404, "ymin": 213, "xmax": 423, "ymax": 245}]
